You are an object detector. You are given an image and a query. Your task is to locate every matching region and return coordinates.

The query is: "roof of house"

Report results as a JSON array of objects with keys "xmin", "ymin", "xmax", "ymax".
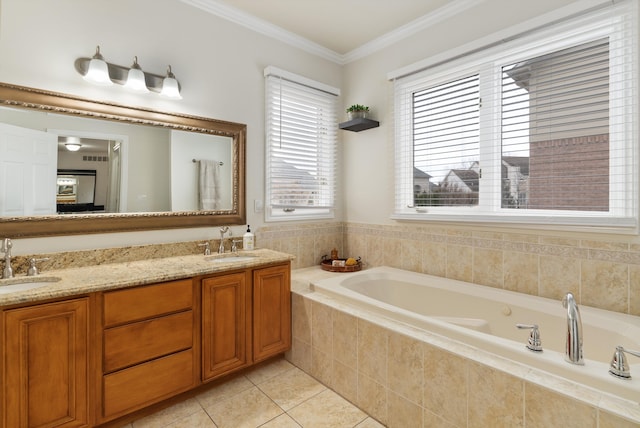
[
  {"xmin": 413, "ymin": 167, "xmax": 432, "ymax": 179},
  {"xmin": 447, "ymin": 169, "xmax": 479, "ymax": 191}
]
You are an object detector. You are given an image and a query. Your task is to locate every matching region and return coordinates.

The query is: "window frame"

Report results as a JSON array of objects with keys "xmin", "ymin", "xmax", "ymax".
[
  {"xmin": 264, "ymin": 66, "xmax": 340, "ymax": 222},
  {"xmin": 392, "ymin": 1, "xmax": 638, "ymax": 232}
]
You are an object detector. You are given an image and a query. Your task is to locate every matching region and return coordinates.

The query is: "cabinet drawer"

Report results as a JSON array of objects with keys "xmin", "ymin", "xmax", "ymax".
[
  {"xmin": 103, "ymin": 279, "xmax": 193, "ymax": 327},
  {"xmin": 104, "ymin": 310, "xmax": 193, "ymax": 373},
  {"xmin": 103, "ymin": 349, "xmax": 196, "ymax": 419}
]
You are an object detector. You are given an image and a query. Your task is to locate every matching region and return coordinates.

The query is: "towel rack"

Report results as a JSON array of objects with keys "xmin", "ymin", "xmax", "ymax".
[{"xmin": 193, "ymin": 159, "xmax": 223, "ymax": 166}]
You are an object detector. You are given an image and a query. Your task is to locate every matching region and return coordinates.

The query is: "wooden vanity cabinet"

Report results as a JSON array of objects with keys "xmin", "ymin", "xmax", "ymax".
[
  {"xmin": 201, "ymin": 262, "xmax": 291, "ymax": 381},
  {"xmin": 98, "ymin": 278, "xmax": 198, "ymax": 423},
  {"xmin": 2, "ymin": 298, "xmax": 90, "ymax": 428},
  {"xmin": 201, "ymin": 271, "xmax": 251, "ymax": 381},
  {"xmin": 1, "ymin": 259, "xmax": 291, "ymax": 427},
  {"xmin": 253, "ymin": 263, "xmax": 291, "ymax": 362}
]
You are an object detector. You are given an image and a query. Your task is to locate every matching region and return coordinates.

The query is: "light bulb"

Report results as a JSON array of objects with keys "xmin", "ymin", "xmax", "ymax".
[
  {"xmin": 160, "ymin": 65, "xmax": 182, "ymax": 99},
  {"xmin": 83, "ymin": 46, "xmax": 113, "ymax": 86},
  {"xmin": 124, "ymin": 56, "xmax": 149, "ymax": 93}
]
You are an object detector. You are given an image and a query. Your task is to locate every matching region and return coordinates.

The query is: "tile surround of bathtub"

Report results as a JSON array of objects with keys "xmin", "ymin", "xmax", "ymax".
[{"xmin": 287, "ymin": 275, "xmax": 640, "ymax": 428}]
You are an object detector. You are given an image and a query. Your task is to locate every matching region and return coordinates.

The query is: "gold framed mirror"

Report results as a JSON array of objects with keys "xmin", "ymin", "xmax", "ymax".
[{"xmin": 0, "ymin": 82, "xmax": 246, "ymax": 237}]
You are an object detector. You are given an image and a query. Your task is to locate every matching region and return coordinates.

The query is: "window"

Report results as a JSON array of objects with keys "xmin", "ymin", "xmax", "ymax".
[
  {"xmin": 265, "ymin": 67, "xmax": 339, "ymax": 221},
  {"xmin": 393, "ymin": 1, "xmax": 637, "ymax": 229}
]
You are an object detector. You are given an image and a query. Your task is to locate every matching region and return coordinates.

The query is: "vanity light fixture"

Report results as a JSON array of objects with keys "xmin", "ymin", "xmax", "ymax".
[
  {"xmin": 75, "ymin": 46, "xmax": 182, "ymax": 99},
  {"xmin": 123, "ymin": 56, "xmax": 149, "ymax": 93}
]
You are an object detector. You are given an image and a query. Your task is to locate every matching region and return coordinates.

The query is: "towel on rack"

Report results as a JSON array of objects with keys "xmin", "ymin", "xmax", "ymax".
[{"xmin": 198, "ymin": 160, "xmax": 221, "ymax": 210}]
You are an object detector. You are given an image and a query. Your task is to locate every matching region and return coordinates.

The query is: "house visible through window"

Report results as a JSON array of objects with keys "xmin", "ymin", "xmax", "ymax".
[
  {"xmin": 394, "ymin": 0, "xmax": 637, "ymax": 229},
  {"xmin": 264, "ymin": 67, "xmax": 339, "ymax": 221},
  {"xmin": 502, "ymin": 39, "xmax": 610, "ymax": 212}
]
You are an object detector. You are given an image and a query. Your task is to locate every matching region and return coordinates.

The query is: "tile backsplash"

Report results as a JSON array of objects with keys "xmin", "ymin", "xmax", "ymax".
[
  {"xmin": 257, "ymin": 221, "xmax": 640, "ymax": 316},
  {"xmin": 13, "ymin": 220, "xmax": 640, "ymax": 316}
]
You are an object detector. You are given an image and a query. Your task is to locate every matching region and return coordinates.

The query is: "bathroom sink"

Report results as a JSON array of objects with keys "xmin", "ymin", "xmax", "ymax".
[
  {"xmin": 0, "ymin": 276, "xmax": 61, "ymax": 294},
  {"xmin": 205, "ymin": 255, "xmax": 258, "ymax": 263}
]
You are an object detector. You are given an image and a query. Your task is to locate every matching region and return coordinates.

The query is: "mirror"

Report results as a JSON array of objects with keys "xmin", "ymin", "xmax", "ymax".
[
  {"xmin": 0, "ymin": 82, "xmax": 246, "ymax": 237},
  {"xmin": 56, "ymin": 169, "xmax": 99, "ymax": 212}
]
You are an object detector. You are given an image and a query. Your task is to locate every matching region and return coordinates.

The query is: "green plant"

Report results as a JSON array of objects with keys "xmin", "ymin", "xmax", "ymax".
[{"xmin": 346, "ymin": 104, "xmax": 369, "ymax": 113}]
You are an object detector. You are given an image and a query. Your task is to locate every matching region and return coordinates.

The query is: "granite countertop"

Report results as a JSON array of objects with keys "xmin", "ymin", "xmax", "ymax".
[{"xmin": 0, "ymin": 248, "xmax": 294, "ymax": 307}]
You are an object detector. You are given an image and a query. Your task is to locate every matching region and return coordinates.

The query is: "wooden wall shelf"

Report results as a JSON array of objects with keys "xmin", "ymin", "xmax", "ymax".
[{"xmin": 339, "ymin": 117, "xmax": 380, "ymax": 132}]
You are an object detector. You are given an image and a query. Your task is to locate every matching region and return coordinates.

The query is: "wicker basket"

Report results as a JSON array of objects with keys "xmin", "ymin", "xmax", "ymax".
[{"xmin": 320, "ymin": 257, "xmax": 362, "ymax": 273}]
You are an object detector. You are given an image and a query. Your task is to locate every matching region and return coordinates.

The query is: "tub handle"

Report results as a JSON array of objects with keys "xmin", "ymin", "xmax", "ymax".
[
  {"xmin": 609, "ymin": 345, "xmax": 640, "ymax": 379},
  {"xmin": 516, "ymin": 323, "xmax": 543, "ymax": 352}
]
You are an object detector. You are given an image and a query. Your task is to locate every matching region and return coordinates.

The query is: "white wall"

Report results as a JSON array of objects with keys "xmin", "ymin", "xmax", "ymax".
[
  {"xmin": 0, "ymin": 0, "xmax": 342, "ymax": 254},
  {"xmin": 340, "ymin": 0, "xmax": 581, "ymax": 225}
]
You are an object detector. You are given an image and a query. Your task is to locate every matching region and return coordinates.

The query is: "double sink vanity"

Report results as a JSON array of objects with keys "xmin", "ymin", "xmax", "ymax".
[
  {"xmin": 0, "ymin": 82, "xmax": 285, "ymax": 427},
  {"xmin": 0, "ymin": 247, "xmax": 293, "ymax": 428}
]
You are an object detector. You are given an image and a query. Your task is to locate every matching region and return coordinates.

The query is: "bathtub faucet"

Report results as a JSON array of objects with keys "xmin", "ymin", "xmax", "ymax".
[
  {"xmin": 1, "ymin": 238, "xmax": 13, "ymax": 279},
  {"xmin": 562, "ymin": 292, "xmax": 583, "ymax": 365}
]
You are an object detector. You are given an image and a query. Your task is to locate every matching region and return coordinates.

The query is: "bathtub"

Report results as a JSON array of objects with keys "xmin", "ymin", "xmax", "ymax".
[{"xmin": 310, "ymin": 266, "xmax": 640, "ymax": 404}]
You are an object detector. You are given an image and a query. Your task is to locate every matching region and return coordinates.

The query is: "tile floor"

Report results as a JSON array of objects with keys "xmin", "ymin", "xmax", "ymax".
[{"xmin": 120, "ymin": 358, "xmax": 384, "ymax": 428}]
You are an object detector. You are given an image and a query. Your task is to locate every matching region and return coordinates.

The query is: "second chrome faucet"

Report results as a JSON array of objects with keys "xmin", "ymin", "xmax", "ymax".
[
  {"xmin": 218, "ymin": 226, "xmax": 229, "ymax": 253},
  {"xmin": 1, "ymin": 238, "xmax": 13, "ymax": 279}
]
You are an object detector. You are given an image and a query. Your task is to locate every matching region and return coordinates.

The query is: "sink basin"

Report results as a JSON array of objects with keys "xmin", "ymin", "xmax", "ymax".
[
  {"xmin": 0, "ymin": 276, "xmax": 61, "ymax": 294},
  {"xmin": 205, "ymin": 255, "xmax": 258, "ymax": 263}
]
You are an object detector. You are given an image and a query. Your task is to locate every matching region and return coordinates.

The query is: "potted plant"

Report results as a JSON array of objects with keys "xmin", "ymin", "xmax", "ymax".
[{"xmin": 346, "ymin": 104, "xmax": 369, "ymax": 120}]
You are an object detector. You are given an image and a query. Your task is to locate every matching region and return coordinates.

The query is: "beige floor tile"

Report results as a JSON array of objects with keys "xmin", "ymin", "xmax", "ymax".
[
  {"xmin": 355, "ymin": 417, "xmax": 386, "ymax": 428},
  {"xmin": 287, "ymin": 389, "xmax": 368, "ymax": 428},
  {"xmin": 132, "ymin": 398, "xmax": 203, "ymax": 428},
  {"xmin": 258, "ymin": 366, "xmax": 326, "ymax": 411},
  {"xmin": 204, "ymin": 386, "xmax": 283, "ymax": 428},
  {"xmin": 259, "ymin": 413, "xmax": 302, "ymax": 427},
  {"xmin": 246, "ymin": 358, "xmax": 295, "ymax": 385},
  {"xmin": 165, "ymin": 408, "xmax": 216, "ymax": 428},
  {"xmin": 196, "ymin": 375, "xmax": 255, "ymax": 410}
]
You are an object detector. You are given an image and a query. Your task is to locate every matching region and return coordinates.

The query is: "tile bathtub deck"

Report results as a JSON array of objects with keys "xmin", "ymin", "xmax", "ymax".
[{"xmin": 119, "ymin": 358, "xmax": 384, "ymax": 428}]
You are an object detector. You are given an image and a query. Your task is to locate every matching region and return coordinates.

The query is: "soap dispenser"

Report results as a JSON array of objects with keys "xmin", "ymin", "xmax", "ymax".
[{"xmin": 243, "ymin": 225, "xmax": 255, "ymax": 250}]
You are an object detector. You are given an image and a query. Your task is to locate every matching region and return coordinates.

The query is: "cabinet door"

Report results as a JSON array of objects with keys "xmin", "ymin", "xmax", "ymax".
[
  {"xmin": 202, "ymin": 272, "xmax": 250, "ymax": 381},
  {"xmin": 3, "ymin": 298, "xmax": 89, "ymax": 428},
  {"xmin": 253, "ymin": 263, "xmax": 291, "ymax": 362}
]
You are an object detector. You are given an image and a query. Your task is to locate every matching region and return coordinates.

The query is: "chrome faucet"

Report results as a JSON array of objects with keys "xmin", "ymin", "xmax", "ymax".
[
  {"xmin": 1, "ymin": 238, "xmax": 14, "ymax": 279},
  {"xmin": 218, "ymin": 226, "xmax": 229, "ymax": 253},
  {"xmin": 562, "ymin": 292, "xmax": 583, "ymax": 365},
  {"xmin": 198, "ymin": 242, "xmax": 211, "ymax": 255},
  {"xmin": 516, "ymin": 323, "xmax": 543, "ymax": 352},
  {"xmin": 609, "ymin": 345, "xmax": 640, "ymax": 379},
  {"xmin": 27, "ymin": 257, "xmax": 50, "ymax": 276}
]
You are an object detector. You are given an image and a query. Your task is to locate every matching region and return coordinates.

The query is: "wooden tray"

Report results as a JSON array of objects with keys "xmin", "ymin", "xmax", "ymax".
[{"xmin": 320, "ymin": 257, "xmax": 362, "ymax": 273}]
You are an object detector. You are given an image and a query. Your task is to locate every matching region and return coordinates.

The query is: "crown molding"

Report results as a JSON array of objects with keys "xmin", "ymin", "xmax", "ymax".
[
  {"xmin": 180, "ymin": 0, "xmax": 343, "ymax": 63},
  {"xmin": 343, "ymin": 0, "xmax": 484, "ymax": 63},
  {"xmin": 180, "ymin": 0, "xmax": 484, "ymax": 65}
]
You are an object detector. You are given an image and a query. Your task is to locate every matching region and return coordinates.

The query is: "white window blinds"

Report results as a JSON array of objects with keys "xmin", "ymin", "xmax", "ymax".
[
  {"xmin": 265, "ymin": 67, "xmax": 339, "ymax": 221},
  {"xmin": 393, "ymin": 0, "xmax": 638, "ymax": 230},
  {"xmin": 413, "ymin": 74, "xmax": 480, "ymax": 206}
]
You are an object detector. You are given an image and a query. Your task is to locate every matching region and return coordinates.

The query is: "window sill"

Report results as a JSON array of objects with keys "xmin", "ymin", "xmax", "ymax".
[
  {"xmin": 266, "ymin": 208, "xmax": 335, "ymax": 222},
  {"xmin": 391, "ymin": 212, "xmax": 638, "ymax": 234}
]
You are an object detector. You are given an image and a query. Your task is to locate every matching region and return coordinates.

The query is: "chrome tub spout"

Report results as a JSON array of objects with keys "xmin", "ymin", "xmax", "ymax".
[{"xmin": 562, "ymin": 292, "xmax": 584, "ymax": 365}]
